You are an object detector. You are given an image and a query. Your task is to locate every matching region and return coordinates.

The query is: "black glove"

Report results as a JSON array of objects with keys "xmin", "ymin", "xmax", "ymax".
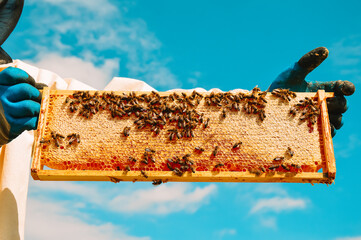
[{"xmin": 268, "ymin": 47, "xmax": 355, "ymax": 137}]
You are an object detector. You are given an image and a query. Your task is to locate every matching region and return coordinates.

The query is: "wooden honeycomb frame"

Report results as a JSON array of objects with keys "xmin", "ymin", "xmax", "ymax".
[{"xmin": 31, "ymin": 88, "xmax": 335, "ymax": 184}]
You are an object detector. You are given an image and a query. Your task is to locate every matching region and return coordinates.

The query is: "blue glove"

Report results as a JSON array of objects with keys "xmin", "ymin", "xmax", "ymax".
[
  {"xmin": 0, "ymin": 67, "xmax": 46, "ymax": 145},
  {"xmin": 268, "ymin": 47, "xmax": 356, "ymax": 137}
]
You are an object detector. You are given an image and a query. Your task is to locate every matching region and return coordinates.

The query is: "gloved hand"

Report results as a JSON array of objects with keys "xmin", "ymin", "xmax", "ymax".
[
  {"xmin": 268, "ymin": 47, "xmax": 356, "ymax": 137},
  {"xmin": 0, "ymin": 67, "xmax": 46, "ymax": 146}
]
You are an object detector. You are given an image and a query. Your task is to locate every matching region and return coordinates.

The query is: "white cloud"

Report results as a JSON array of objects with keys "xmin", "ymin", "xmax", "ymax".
[
  {"xmin": 109, "ymin": 183, "xmax": 217, "ymax": 214},
  {"xmin": 335, "ymin": 134, "xmax": 361, "ymax": 159},
  {"xmin": 26, "ymin": 53, "xmax": 120, "ymax": 89},
  {"xmin": 187, "ymin": 77, "xmax": 198, "ymax": 87},
  {"xmin": 250, "ymin": 197, "xmax": 307, "ymax": 214},
  {"xmin": 216, "ymin": 228, "xmax": 237, "ymax": 238},
  {"xmin": 331, "ymin": 36, "xmax": 361, "ymax": 83},
  {"xmin": 187, "ymin": 71, "xmax": 203, "ymax": 87},
  {"xmin": 22, "ymin": 0, "xmax": 182, "ymax": 89},
  {"xmin": 29, "ymin": 181, "xmax": 102, "ymax": 203},
  {"xmin": 332, "ymin": 38, "xmax": 361, "ymax": 66},
  {"xmin": 29, "ymin": 0, "xmax": 117, "ymax": 16},
  {"xmin": 29, "ymin": 181, "xmax": 217, "ymax": 215},
  {"xmin": 335, "ymin": 237, "xmax": 361, "ymax": 240},
  {"xmin": 25, "ymin": 198, "xmax": 150, "ymax": 240},
  {"xmin": 253, "ymin": 184, "xmax": 288, "ymax": 196},
  {"xmin": 231, "ymin": 184, "xmax": 309, "ymax": 229},
  {"xmin": 259, "ymin": 216, "xmax": 277, "ymax": 229},
  {"xmin": 141, "ymin": 61, "xmax": 179, "ymax": 89}
]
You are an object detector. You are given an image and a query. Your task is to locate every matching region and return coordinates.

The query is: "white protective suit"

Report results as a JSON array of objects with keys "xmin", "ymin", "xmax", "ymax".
[
  {"xmin": 0, "ymin": 60, "xmax": 237, "ymax": 239},
  {"xmin": 0, "ymin": 60, "xmax": 158, "ymax": 240}
]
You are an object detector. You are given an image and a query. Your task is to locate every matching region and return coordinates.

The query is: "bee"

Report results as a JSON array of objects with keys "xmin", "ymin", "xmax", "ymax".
[
  {"xmin": 190, "ymin": 166, "xmax": 196, "ymax": 173},
  {"xmin": 205, "ymin": 98, "xmax": 211, "ymax": 106},
  {"xmin": 121, "ymin": 126, "xmax": 130, "ymax": 137},
  {"xmin": 152, "ymin": 179, "xmax": 163, "ymax": 186},
  {"xmin": 68, "ymin": 136, "xmax": 77, "ymax": 145},
  {"xmin": 125, "ymin": 165, "xmax": 131, "ymax": 172},
  {"xmin": 149, "ymin": 99, "xmax": 159, "ymax": 105},
  {"xmin": 137, "ymin": 123, "xmax": 145, "ymax": 129},
  {"xmin": 65, "ymin": 97, "xmax": 70, "ymax": 103},
  {"xmin": 203, "ymin": 118, "xmax": 210, "ymax": 128},
  {"xmin": 221, "ymin": 108, "xmax": 226, "ymax": 118},
  {"xmin": 291, "ymin": 163, "xmax": 301, "ymax": 169},
  {"xmin": 145, "ymin": 148, "xmax": 155, "ymax": 153},
  {"xmin": 167, "ymin": 162, "xmax": 174, "ymax": 171},
  {"xmin": 190, "ymin": 129, "xmax": 195, "ymax": 138},
  {"xmin": 233, "ymin": 141, "xmax": 242, "ymax": 149},
  {"xmin": 150, "ymin": 155, "xmax": 156, "ymax": 163},
  {"xmin": 259, "ymin": 95, "xmax": 267, "ymax": 103},
  {"xmin": 309, "ymin": 105, "xmax": 317, "ymax": 112},
  {"xmin": 141, "ymin": 170, "xmax": 148, "ymax": 178},
  {"xmin": 69, "ymin": 104, "xmax": 78, "ymax": 113},
  {"xmin": 268, "ymin": 164, "xmax": 280, "ymax": 170},
  {"xmin": 257, "ymin": 102, "xmax": 266, "ymax": 108},
  {"xmin": 244, "ymin": 105, "xmax": 250, "ymax": 114},
  {"xmin": 129, "ymin": 157, "xmax": 137, "ymax": 162},
  {"xmin": 54, "ymin": 138, "xmax": 60, "ymax": 147},
  {"xmin": 232, "ymin": 102, "xmax": 240, "ymax": 111},
  {"xmin": 180, "ymin": 165, "xmax": 189, "ymax": 171},
  {"xmin": 286, "ymin": 147, "xmax": 294, "ymax": 157},
  {"xmin": 299, "ymin": 115, "xmax": 307, "ymax": 121},
  {"xmin": 259, "ymin": 110, "xmax": 266, "ymax": 121},
  {"xmin": 250, "ymin": 105, "xmax": 258, "ymax": 114},
  {"xmin": 134, "ymin": 119, "xmax": 142, "ymax": 124},
  {"xmin": 169, "ymin": 132, "xmax": 175, "ymax": 140},
  {"xmin": 252, "ymin": 86, "xmax": 261, "ymax": 92},
  {"xmin": 212, "ymin": 146, "xmax": 219, "ymax": 156},
  {"xmin": 273, "ymin": 157, "xmax": 284, "ymax": 161},
  {"xmin": 51, "ymin": 131, "xmax": 57, "ymax": 139},
  {"xmin": 195, "ymin": 146, "xmax": 205, "ymax": 152},
  {"xmin": 214, "ymin": 163, "xmax": 224, "ymax": 168},
  {"xmin": 39, "ymin": 138, "xmax": 50, "ymax": 144},
  {"xmin": 56, "ymin": 133, "xmax": 65, "ymax": 139},
  {"xmin": 259, "ymin": 166, "xmax": 266, "ymax": 172},
  {"xmin": 109, "ymin": 177, "xmax": 121, "ymax": 183},
  {"xmin": 173, "ymin": 168, "xmax": 183, "ymax": 176},
  {"xmin": 249, "ymin": 168, "xmax": 262, "ymax": 176},
  {"xmin": 281, "ymin": 164, "xmax": 290, "ymax": 171},
  {"xmin": 310, "ymin": 118, "xmax": 317, "ymax": 125},
  {"xmin": 154, "ymin": 127, "xmax": 160, "ymax": 135},
  {"xmin": 289, "ymin": 91, "xmax": 297, "ymax": 98},
  {"xmin": 289, "ymin": 106, "xmax": 297, "ymax": 116},
  {"xmin": 141, "ymin": 159, "xmax": 148, "ymax": 165}
]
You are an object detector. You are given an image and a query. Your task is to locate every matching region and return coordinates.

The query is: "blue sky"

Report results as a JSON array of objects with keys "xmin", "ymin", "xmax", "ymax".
[{"xmin": 4, "ymin": 0, "xmax": 361, "ymax": 239}]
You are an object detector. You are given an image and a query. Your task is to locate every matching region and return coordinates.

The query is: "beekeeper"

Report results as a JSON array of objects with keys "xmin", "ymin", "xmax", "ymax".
[{"xmin": 0, "ymin": 1, "xmax": 355, "ymax": 240}]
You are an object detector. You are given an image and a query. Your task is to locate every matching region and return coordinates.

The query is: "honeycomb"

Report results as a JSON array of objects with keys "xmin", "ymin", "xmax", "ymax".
[{"xmin": 32, "ymin": 88, "xmax": 331, "ymax": 183}]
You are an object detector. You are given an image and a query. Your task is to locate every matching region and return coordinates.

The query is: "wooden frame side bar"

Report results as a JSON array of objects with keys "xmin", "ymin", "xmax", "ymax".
[
  {"xmin": 31, "ymin": 87, "xmax": 50, "ymax": 180},
  {"xmin": 317, "ymin": 90, "xmax": 336, "ymax": 179}
]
